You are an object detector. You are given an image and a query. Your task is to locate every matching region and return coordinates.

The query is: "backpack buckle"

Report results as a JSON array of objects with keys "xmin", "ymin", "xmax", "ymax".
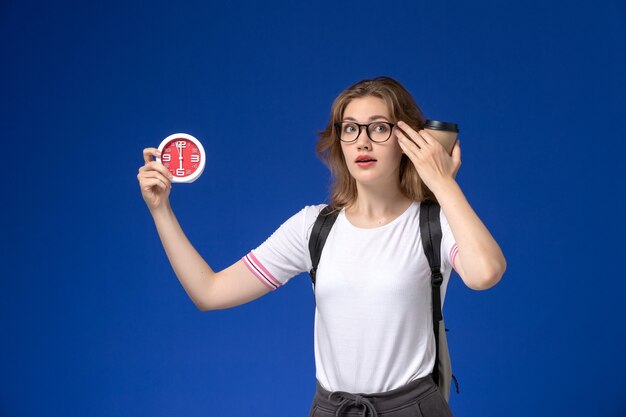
[{"xmin": 432, "ymin": 269, "xmax": 443, "ymax": 286}]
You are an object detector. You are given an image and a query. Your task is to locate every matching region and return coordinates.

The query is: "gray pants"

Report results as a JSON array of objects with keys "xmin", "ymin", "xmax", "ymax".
[{"xmin": 309, "ymin": 374, "xmax": 454, "ymax": 417}]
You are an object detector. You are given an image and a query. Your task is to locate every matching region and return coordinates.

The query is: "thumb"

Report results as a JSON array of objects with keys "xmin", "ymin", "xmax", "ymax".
[
  {"xmin": 451, "ymin": 140, "xmax": 462, "ymax": 177},
  {"xmin": 451, "ymin": 140, "xmax": 461, "ymax": 160}
]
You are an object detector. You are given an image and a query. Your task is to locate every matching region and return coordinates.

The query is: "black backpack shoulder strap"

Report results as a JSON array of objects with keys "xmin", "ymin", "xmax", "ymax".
[
  {"xmin": 419, "ymin": 201, "xmax": 445, "ymax": 382},
  {"xmin": 308, "ymin": 205, "xmax": 339, "ymax": 288}
]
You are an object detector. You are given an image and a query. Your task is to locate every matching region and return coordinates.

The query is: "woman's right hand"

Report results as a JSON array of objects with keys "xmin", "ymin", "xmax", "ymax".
[{"xmin": 137, "ymin": 147, "xmax": 174, "ymax": 212}]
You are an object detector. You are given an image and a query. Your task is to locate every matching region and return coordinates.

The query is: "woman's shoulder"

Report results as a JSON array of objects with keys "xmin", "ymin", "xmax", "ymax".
[
  {"xmin": 293, "ymin": 204, "xmax": 331, "ymax": 240},
  {"xmin": 278, "ymin": 204, "xmax": 329, "ymax": 228},
  {"xmin": 414, "ymin": 199, "xmax": 451, "ymax": 228},
  {"xmin": 298, "ymin": 203, "xmax": 329, "ymax": 223},
  {"xmin": 304, "ymin": 203, "xmax": 329, "ymax": 212}
]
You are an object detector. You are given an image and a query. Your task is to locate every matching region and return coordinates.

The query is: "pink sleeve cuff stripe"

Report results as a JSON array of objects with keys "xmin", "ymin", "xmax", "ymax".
[
  {"xmin": 449, "ymin": 244, "xmax": 459, "ymax": 271},
  {"xmin": 243, "ymin": 252, "xmax": 281, "ymax": 290}
]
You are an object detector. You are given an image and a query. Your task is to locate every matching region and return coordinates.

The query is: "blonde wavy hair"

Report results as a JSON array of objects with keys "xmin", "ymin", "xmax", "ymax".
[{"xmin": 316, "ymin": 76, "xmax": 434, "ymax": 209}]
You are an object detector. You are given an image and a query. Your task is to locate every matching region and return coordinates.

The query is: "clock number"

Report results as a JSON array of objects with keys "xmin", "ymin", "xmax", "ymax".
[
  {"xmin": 190, "ymin": 155, "xmax": 200, "ymax": 163},
  {"xmin": 176, "ymin": 168, "xmax": 185, "ymax": 176},
  {"xmin": 176, "ymin": 140, "xmax": 187, "ymax": 148},
  {"xmin": 162, "ymin": 154, "xmax": 171, "ymax": 162}
]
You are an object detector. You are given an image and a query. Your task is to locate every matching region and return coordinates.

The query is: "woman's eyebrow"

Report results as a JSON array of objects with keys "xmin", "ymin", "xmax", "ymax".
[{"xmin": 343, "ymin": 115, "xmax": 390, "ymax": 122}]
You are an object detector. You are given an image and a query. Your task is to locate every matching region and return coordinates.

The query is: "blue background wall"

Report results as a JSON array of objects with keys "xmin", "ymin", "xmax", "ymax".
[{"xmin": 2, "ymin": 0, "xmax": 625, "ymax": 416}]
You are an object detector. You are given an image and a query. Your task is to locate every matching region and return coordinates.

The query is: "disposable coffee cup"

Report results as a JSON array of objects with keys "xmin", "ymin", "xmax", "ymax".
[{"xmin": 424, "ymin": 120, "xmax": 459, "ymax": 155}]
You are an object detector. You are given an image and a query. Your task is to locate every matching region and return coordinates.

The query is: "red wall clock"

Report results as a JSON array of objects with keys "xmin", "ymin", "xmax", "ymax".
[{"xmin": 156, "ymin": 133, "xmax": 206, "ymax": 183}]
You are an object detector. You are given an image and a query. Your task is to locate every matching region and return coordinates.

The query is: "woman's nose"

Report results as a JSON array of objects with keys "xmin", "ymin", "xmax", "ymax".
[{"xmin": 355, "ymin": 126, "xmax": 372, "ymax": 150}]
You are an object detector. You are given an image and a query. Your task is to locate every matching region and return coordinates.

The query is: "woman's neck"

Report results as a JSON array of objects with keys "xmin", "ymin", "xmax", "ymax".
[{"xmin": 344, "ymin": 183, "xmax": 413, "ymax": 228}]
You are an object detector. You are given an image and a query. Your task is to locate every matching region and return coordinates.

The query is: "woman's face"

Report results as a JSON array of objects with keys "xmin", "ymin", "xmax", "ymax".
[{"xmin": 340, "ymin": 96, "xmax": 404, "ymax": 188}]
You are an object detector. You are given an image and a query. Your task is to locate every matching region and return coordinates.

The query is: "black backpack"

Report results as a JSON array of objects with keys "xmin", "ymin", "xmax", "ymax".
[{"xmin": 308, "ymin": 201, "xmax": 459, "ymax": 401}]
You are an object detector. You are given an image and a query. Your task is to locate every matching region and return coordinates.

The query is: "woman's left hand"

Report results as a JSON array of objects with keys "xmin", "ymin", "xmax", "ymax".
[{"xmin": 395, "ymin": 120, "xmax": 461, "ymax": 193}]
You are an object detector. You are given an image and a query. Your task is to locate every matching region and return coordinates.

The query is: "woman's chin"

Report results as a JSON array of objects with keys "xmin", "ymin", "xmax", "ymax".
[{"xmin": 352, "ymin": 174, "xmax": 394, "ymax": 189}]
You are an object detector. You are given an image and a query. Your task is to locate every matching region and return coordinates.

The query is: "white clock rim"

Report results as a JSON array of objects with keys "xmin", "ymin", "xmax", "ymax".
[{"xmin": 156, "ymin": 133, "xmax": 206, "ymax": 184}]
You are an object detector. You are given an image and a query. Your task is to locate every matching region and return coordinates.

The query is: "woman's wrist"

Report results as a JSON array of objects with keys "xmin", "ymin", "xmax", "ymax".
[
  {"xmin": 429, "ymin": 177, "xmax": 460, "ymax": 202},
  {"xmin": 150, "ymin": 201, "xmax": 173, "ymax": 221}
]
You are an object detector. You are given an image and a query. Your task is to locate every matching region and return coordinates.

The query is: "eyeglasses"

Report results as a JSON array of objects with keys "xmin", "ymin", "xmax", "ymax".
[{"xmin": 334, "ymin": 121, "xmax": 396, "ymax": 143}]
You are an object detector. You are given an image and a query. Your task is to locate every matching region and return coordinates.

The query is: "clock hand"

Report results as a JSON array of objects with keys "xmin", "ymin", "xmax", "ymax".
[{"xmin": 178, "ymin": 143, "xmax": 184, "ymax": 169}]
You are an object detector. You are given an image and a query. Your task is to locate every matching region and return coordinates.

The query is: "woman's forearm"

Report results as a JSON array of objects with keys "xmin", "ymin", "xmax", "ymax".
[
  {"xmin": 432, "ymin": 179, "xmax": 507, "ymax": 290},
  {"xmin": 150, "ymin": 202, "xmax": 216, "ymax": 309}
]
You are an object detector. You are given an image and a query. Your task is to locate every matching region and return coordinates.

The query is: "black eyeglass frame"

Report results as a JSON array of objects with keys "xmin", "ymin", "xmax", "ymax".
[{"xmin": 334, "ymin": 121, "xmax": 396, "ymax": 143}]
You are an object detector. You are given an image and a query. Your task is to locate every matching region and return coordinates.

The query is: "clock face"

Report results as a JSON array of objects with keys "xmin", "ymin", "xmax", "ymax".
[{"xmin": 156, "ymin": 133, "xmax": 206, "ymax": 183}]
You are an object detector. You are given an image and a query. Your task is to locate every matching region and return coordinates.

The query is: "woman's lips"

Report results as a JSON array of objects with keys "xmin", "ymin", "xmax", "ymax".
[
  {"xmin": 355, "ymin": 155, "xmax": 376, "ymax": 162},
  {"xmin": 355, "ymin": 155, "xmax": 377, "ymax": 168},
  {"xmin": 356, "ymin": 160, "xmax": 376, "ymax": 167}
]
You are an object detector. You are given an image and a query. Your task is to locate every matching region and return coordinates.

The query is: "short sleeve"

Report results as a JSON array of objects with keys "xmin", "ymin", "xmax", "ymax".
[
  {"xmin": 440, "ymin": 208, "xmax": 459, "ymax": 273},
  {"xmin": 242, "ymin": 205, "xmax": 326, "ymax": 290}
]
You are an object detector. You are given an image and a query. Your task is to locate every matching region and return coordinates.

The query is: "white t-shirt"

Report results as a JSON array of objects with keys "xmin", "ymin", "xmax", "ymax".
[{"xmin": 242, "ymin": 202, "xmax": 458, "ymax": 394}]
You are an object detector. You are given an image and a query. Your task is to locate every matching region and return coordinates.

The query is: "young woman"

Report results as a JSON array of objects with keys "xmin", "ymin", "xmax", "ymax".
[{"xmin": 137, "ymin": 76, "xmax": 506, "ymax": 417}]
